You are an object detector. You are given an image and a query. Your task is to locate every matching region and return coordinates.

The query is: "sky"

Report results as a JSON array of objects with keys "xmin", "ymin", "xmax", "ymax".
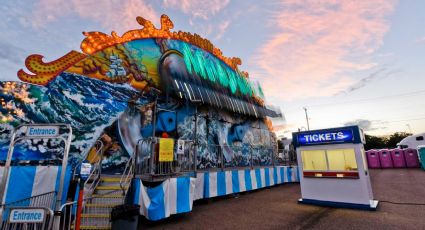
[{"xmin": 0, "ymin": 0, "xmax": 424, "ymax": 138}]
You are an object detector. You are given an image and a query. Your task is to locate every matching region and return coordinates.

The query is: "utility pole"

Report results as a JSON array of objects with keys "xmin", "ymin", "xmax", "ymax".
[
  {"xmin": 303, "ymin": 107, "xmax": 310, "ymax": 130},
  {"xmin": 406, "ymin": 124, "xmax": 412, "ymax": 133}
]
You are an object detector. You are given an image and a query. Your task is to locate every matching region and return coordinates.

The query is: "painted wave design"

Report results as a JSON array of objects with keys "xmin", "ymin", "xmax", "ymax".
[{"xmin": 0, "ymin": 72, "xmax": 140, "ymax": 164}]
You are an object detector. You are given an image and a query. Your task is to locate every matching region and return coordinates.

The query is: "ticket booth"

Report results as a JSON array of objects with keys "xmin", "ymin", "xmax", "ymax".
[{"xmin": 293, "ymin": 126, "xmax": 378, "ymax": 210}]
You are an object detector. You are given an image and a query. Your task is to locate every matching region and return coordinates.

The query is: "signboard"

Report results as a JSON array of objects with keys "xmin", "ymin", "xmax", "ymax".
[
  {"xmin": 297, "ymin": 129, "xmax": 354, "ymax": 146},
  {"xmin": 80, "ymin": 163, "xmax": 92, "ymax": 181},
  {"xmin": 176, "ymin": 140, "xmax": 185, "ymax": 155},
  {"xmin": 26, "ymin": 126, "xmax": 59, "ymax": 137},
  {"xmin": 9, "ymin": 208, "xmax": 45, "ymax": 223},
  {"xmin": 159, "ymin": 138, "xmax": 174, "ymax": 162}
]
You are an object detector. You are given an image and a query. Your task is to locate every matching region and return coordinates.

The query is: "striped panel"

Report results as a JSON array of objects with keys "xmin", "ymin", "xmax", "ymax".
[
  {"xmin": 147, "ymin": 182, "xmax": 165, "ymax": 220},
  {"xmin": 238, "ymin": 170, "xmax": 246, "ymax": 192},
  {"xmin": 231, "ymin": 170, "xmax": 240, "ymax": 193},
  {"xmin": 134, "ymin": 166, "xmax": 300, "ymax": 221},
  {"xmin": 176, "ymin": 177, "xmax": 191, "ymax": 213},
  {"xmin": 32, "ymin": 166, "xmax": 59, "ymax": 197},
  {"xmin": 264, "ymin": 168, "xmax": 270, "ymax": 187}
]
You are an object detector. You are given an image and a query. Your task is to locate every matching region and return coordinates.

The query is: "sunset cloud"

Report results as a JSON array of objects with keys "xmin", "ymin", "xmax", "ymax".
[
  {"xmin": 214, "ymin": 20, "xmax": 231, "ymax": 40},
  {"xmin": 163, "ymin": 0, "xmax": 230, "ymax": 20},
  {"xmin": 251, "ymin": 0, "xmax": 397, "ymax": 101},
  {"xmin": 31, "ymin": 0, "xmax": 158, "ymax": 34}
]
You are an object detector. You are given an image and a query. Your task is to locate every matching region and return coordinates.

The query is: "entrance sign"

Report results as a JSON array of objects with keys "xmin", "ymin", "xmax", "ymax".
[
  {"xmin": 176, "ymin": 140, "xmax": 185, "ymax": 155},
  {"xmin": 9, "ymin": 208, "xmax": 45, "ymax": 223},
  {"xmin": 159, "ymin": 138, "xmax": 174, "ymax": 162},
  {"xmin": 26, "ymin": 126, "xmax": 59, "ymax": 137}
]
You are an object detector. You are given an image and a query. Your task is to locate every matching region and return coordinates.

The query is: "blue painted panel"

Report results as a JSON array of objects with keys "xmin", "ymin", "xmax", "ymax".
[
  {"xmin": 177, "ymin": 177, "xmax": 190, "ymax": 213},
  {"xmin": 255, "ymin": 168, "xmax": 262, "ymax": 188},
  {"xmin": 147, "ymin": 183, "xmax": 166, "ymax": 220},
  {"xmin": 217, "ymin": 171, "xmax": 226, "ymax": 196},
  {"xmin": 5, "ymin": 166, "xmax": 37, "ymax": 204},
  {"xmin": 232, "ymin": 170, "xmax": 240, "ymax": 193},
  {"xmin": 244, "ymin": 169, "xmax": 252, "ymax": 191},
  {"xmin": 264, "ymin": 168, "xmax": 270, "ymax": 187}
]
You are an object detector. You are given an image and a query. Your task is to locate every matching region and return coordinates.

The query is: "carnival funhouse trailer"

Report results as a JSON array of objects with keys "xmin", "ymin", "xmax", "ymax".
[{"xmin": 0, "ymin": 15, "xmax": 299, "ymax": 229}]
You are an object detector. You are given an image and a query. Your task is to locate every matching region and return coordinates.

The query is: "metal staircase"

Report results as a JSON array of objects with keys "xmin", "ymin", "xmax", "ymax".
[
  {"xmin": 77, "ymin": 176, "xmax": 129, "ymax": 230},
  {"xmin": 76, "ymin": 154, "xmax": 134, "ymax": 230}
]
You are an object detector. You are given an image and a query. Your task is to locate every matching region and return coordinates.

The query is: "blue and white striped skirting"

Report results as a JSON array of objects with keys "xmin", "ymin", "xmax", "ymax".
[
  {"xmin": 133, "ymin": 166, "xmax": 300, "ymax": 221},
  {"xmin": 0, "ymin": 166, "xmax": 72, "ymax": 206}
]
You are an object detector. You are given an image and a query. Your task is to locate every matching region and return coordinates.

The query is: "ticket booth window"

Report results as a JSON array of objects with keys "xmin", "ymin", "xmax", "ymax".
[
  {"xmin": 301, "ymin": 148, "xmax": 358, "ymax": 172},
  {"xmin": 301, "ymin": 150, "xmax": 327, "ymax": 171},
  {"xmin": 327, "ymin": 149, "xmax": 357, "ymax": 171}
]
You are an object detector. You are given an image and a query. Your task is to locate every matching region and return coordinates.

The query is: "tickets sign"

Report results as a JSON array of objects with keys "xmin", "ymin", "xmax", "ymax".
[
  {"xmin": 159, "ymin": 138, "xmax": 174, "ymax": 162},
  {"xmin": 297, "ymin": 129, "xmax": 353, "ymax": 145},
  {"xmin": 293, "ymin": 126, "xmax": 364, "ymax": 147}
]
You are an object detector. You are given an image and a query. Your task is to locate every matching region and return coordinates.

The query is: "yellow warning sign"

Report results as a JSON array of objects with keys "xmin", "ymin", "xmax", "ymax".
[{"xmin": 159, "ymin": 138, "xmax": 174, "ymax": 162}]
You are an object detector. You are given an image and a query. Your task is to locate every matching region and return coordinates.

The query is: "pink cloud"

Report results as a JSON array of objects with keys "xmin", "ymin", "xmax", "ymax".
[
  {"xmin": 163, "ymin": 0, "xmax": 230, "ymax": 19},
  {"xmin": 416, "ymin": 36, "xmax": 425, "ymax": 44},
  {"xmin": 31, "ymin": 0, "xmax": 158, "ymax": 34},
  {"xmin": 214, "ymin": 20, "xmax": 230, "ymax": 40},
  {"xmin": 251, "ymin": 0, "xmax": 397, "ymax": 101}
]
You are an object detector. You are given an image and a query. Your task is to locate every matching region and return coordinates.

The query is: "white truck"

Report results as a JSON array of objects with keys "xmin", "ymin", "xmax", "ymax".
[{"xmin": 397, "ymin": 132, "xmax": 425, "ymax": 149}]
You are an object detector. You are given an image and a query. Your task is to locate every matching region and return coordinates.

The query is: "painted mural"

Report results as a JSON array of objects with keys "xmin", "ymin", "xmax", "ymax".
[{"xmin": 0, "ymin": 15, "xmax": 281, "ymax": 172}]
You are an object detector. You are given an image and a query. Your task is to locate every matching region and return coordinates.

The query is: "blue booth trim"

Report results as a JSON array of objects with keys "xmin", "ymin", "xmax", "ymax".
[{"xmin": 298, "ymin": 198, "xmax": 378, "ymax": 211}]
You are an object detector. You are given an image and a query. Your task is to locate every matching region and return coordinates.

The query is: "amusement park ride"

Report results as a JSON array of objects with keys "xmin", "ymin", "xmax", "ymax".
[{"xmin": 0, "ymin": 15, "xmax": 299, "ymax": 229}]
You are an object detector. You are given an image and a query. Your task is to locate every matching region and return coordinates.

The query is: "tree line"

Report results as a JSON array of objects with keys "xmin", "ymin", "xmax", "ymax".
[{"xmin": 364, "ymin": 132, "xmax": 411, "ymax": 150}]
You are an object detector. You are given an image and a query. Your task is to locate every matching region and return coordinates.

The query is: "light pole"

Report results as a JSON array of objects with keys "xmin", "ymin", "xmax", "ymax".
[
  {"xmin": 406, "ymin": 124, "xmax": 412, "ymax": 133},
  {"xmin": 303, "ymin": 107, "xmax": 310, "ymax": 130}
]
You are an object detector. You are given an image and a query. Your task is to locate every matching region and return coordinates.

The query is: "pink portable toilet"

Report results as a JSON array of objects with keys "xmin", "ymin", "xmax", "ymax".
[
  {"xmin": 390, "ymin": 149, "xmax": 406, "ymax": 168},
  {"xmin": 366, "ymin": 150, "xmax": 381, "ymax": 169},
  {"xmin": 378, "ymin": 149, "xmax": 393, "ymax": 168},
  {"xmin": 403, "ymin": 148, "xmax": 420, "ymax": 168}
]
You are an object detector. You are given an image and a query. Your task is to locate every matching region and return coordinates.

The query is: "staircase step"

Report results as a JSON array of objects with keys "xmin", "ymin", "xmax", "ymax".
[
  {"xmin": 72, "ymin": 225, "xmax": 111, "ymax": 230},
  {"xmin": 91, "ymin": 194, "xmax": 124, "ymax": 198},
  {"xmin": 86, "ymin": 203, "xmax": 120, "ymax": 208},
  {"xmin": 96, "ymin": 185, "xmax": 126, "ymax": 190},
  {"xmin": 82, "ymin": 213, "xmax": 110, "ymax": 218},
  {"xmin": 101, "ymin": 177, "xmax": 122, "ymax": 182}
]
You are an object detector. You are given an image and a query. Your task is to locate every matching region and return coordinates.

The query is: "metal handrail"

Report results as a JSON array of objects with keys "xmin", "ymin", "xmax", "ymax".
[
  {"xmin": 83, "ymin": 140, "xmax": 104, "ymax": 198},
  {"xmin": 0, "ymin": 191, "xmax": 57, "ymax": 209},
  {"xmin": 131, "ymin": 137, "xmax": 292, "ymax": 179},
  {"xmin": 57, "ymin": 190, "xmax": 122, "ymax": 230},
  {"xmin": 120, "ymin": 153, "xmax": 135, "ymax": 196},
  {"xmin": 72, "ymin": 140, "xmax": 103, "ymax": 179}
]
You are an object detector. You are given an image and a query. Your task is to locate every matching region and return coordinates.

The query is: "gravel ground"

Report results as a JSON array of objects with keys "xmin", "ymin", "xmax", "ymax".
[{"xmin": 138, "ymin": 169, "xmax": 425, "ymax": 230}]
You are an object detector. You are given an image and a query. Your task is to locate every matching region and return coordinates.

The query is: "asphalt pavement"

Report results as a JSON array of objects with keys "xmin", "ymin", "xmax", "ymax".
[{"xmin": 138, "ymin": 169, "xmax": 425, "ymax": 230}]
